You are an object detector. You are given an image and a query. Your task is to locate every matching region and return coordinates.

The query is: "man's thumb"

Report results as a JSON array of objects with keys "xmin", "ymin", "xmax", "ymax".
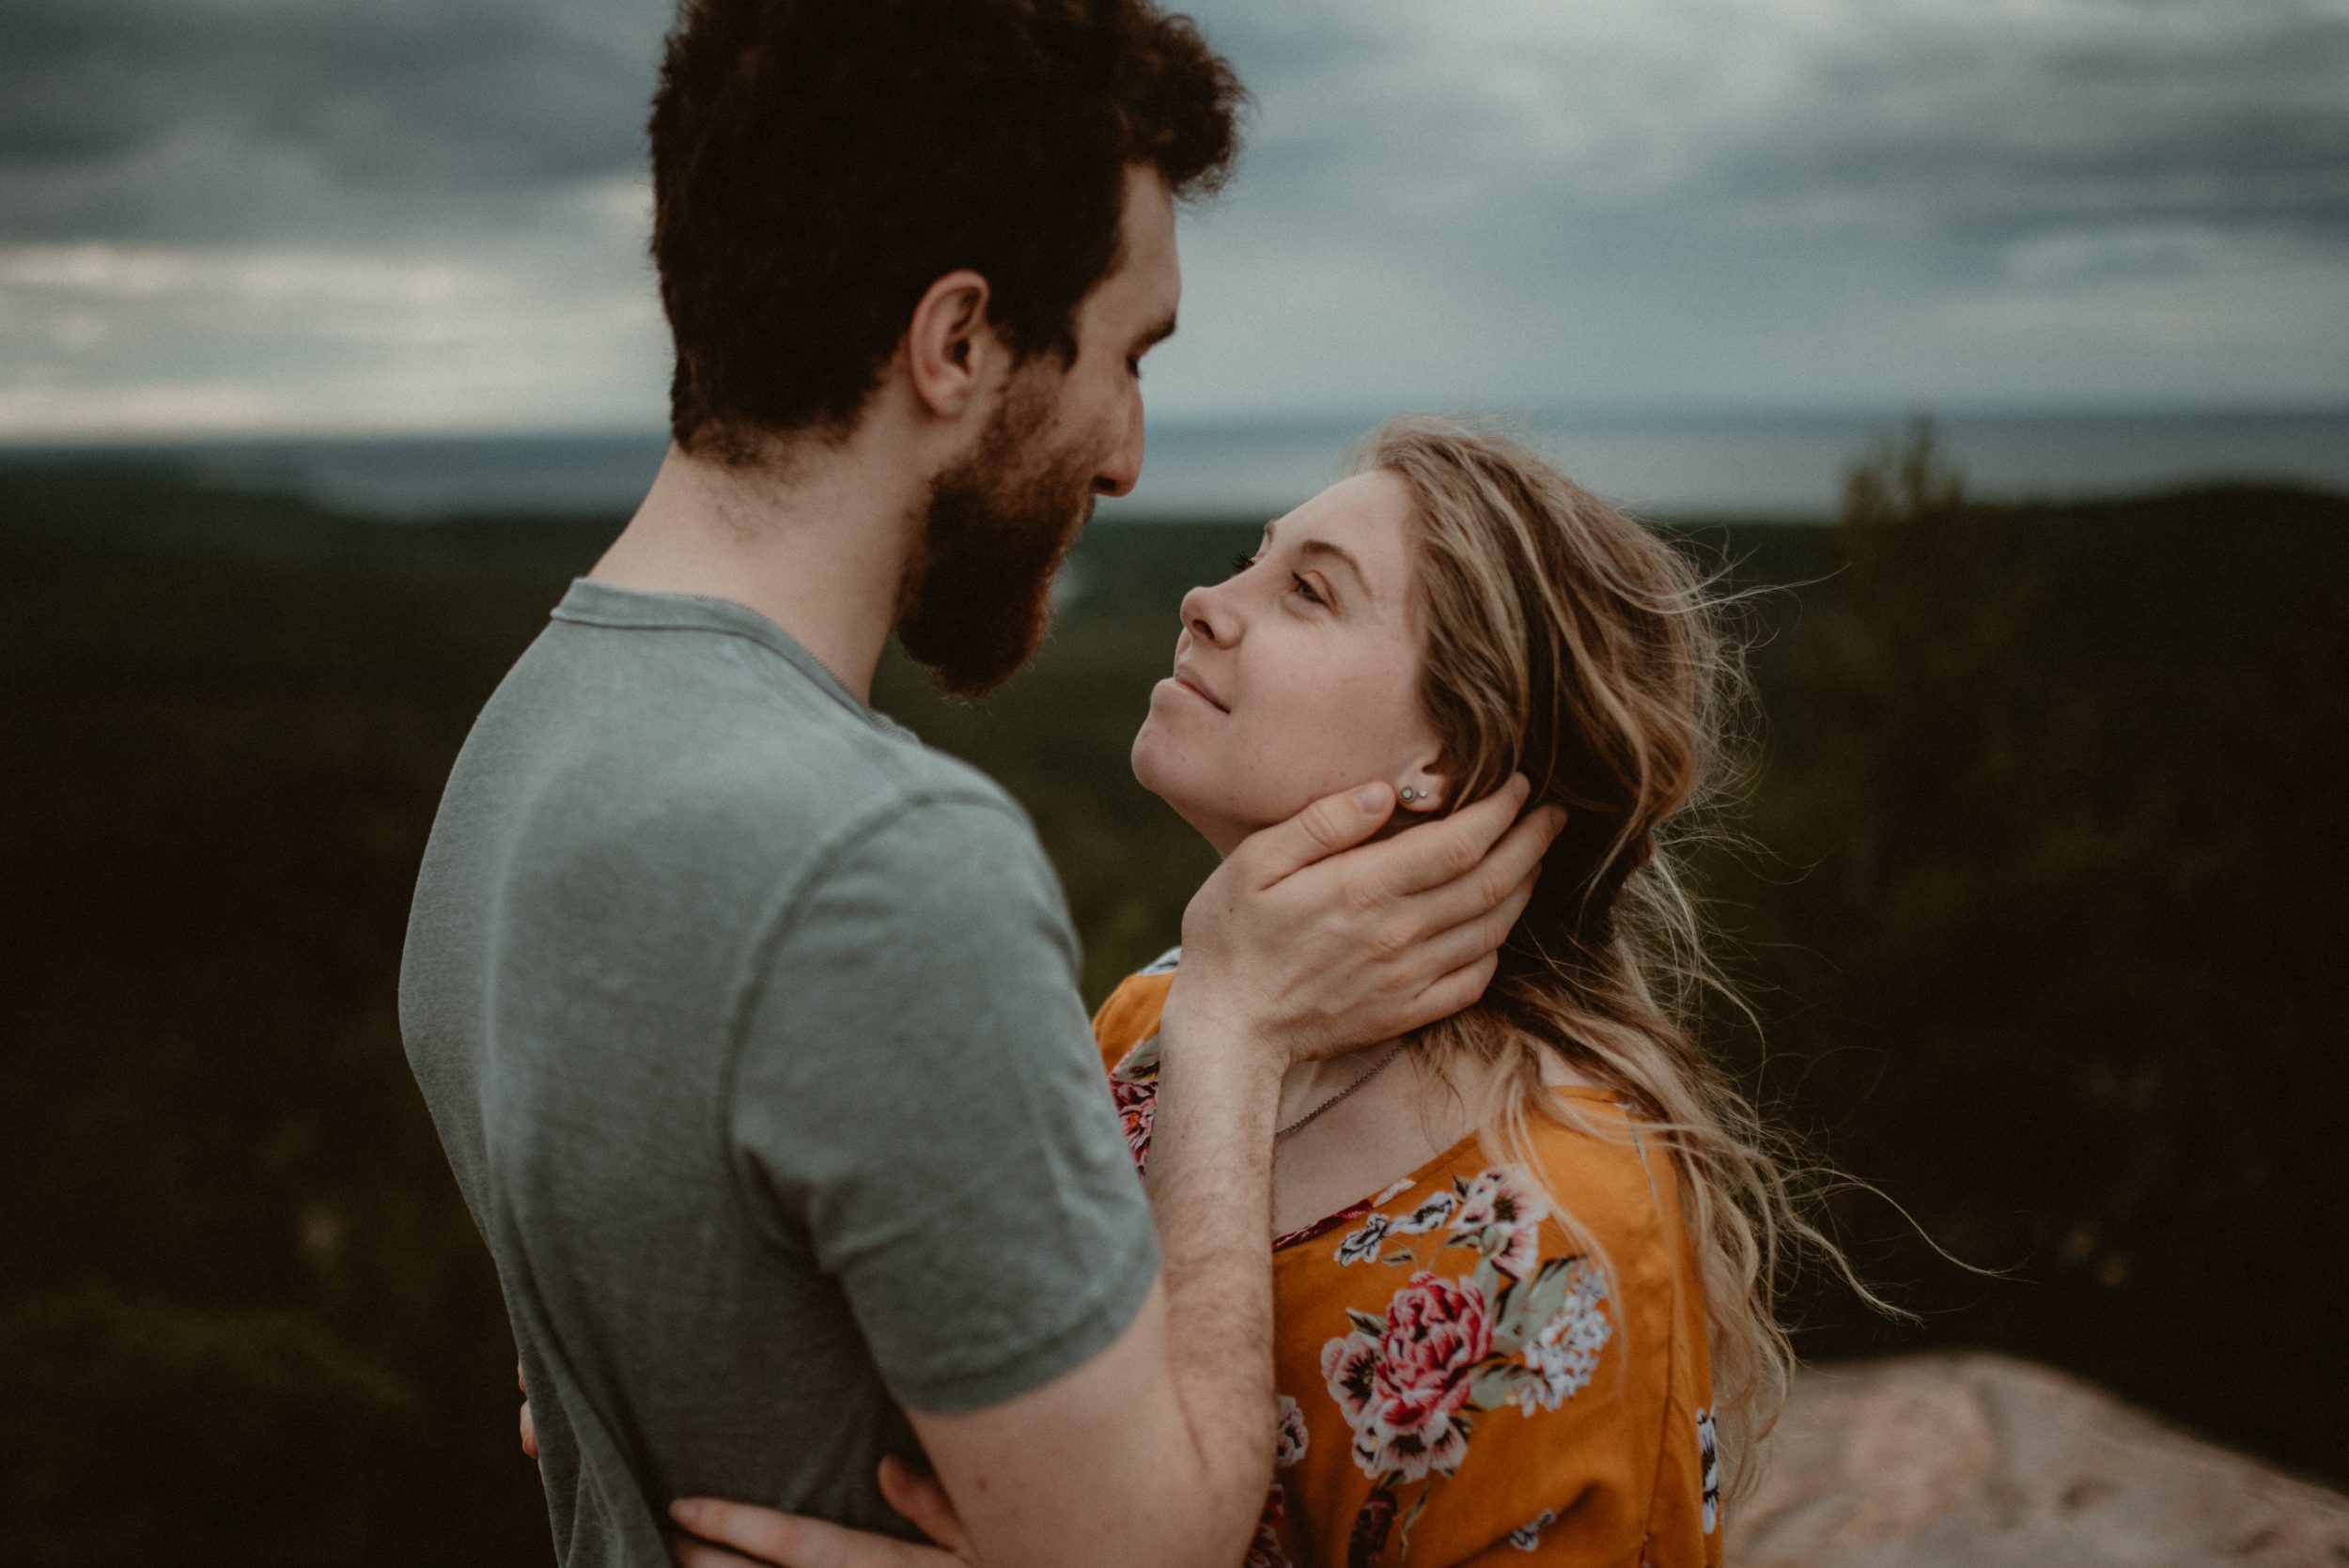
[{"xmin": 1248, "ymin": 781, "xmax": 1393, "ymax": 881}]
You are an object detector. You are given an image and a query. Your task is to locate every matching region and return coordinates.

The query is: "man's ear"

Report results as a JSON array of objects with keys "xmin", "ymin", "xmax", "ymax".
[{"xmin": 902, "ymin": 269, "xmax": 1003, "ymax": 421}]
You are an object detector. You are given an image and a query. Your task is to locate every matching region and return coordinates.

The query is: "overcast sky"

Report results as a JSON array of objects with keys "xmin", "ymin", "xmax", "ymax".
[{"xmin": 4, "ymin": 0, "xmax": 2344, "ymax": 440}]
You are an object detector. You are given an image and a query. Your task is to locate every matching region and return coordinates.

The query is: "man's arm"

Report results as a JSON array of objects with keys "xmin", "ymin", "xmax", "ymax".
[{"xmin": 694, "ymin": 781, "xmax": 1558, "ymax": 1568}]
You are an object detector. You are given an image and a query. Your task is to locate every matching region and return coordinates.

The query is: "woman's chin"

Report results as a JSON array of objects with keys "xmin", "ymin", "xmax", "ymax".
[{"xmin": 1128, "ymin": 756, "xmax": 1243, "ymax": 858}]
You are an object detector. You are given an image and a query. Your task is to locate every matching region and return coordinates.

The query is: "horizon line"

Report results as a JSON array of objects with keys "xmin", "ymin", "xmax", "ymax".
[{"xmin": 4, "ymin": 398, "xmax": 2348, "ymax": 453}]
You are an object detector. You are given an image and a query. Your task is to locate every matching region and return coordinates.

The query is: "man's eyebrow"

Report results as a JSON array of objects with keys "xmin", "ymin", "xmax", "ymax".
[{"xmin": 1134, "ymin": 312, "xmax": 1177, "ymax": 352}]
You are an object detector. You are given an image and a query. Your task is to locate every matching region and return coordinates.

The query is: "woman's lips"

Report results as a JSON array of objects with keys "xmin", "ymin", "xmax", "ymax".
[{"xmin": 1168, "ymin": 669, "xmax": 1228, "ymax": 712}]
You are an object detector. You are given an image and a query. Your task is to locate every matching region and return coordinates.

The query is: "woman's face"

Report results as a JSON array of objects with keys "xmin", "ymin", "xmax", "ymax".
[{"xmin": 1131, "ymin": 469, "xmax": 1448, "ymax": 856}]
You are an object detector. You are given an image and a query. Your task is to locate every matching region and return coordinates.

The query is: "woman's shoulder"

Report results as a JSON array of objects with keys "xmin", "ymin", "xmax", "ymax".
[
  {"xmin": 1348, "ymin": 1083, "xmax": 1691, "ymax": 1327},
  {"xmin": 1089, "ymin": 946, "xmax": 1181, "ymax": 1072},
  {"xmin": 1515, "ymin": 1086, "xmax": 1690, "ymax": 1271}
]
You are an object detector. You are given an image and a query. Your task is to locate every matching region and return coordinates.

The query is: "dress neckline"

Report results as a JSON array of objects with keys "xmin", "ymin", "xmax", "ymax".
[{"xmin": 1270, "ymin": 1082, "xmax": 1628, "ymax": 1253}]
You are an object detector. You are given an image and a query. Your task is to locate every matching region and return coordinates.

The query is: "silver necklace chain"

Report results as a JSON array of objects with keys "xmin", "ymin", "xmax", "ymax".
[{"xmin": 1274, "ymin": 1042, "xmax": 1406, "ymax": 1142}]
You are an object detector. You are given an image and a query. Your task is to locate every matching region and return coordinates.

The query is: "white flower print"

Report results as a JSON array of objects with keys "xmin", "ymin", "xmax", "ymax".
[
  {"xmin": 1334, "ymin": 1211, "xmax": 1397, "ymax": 1266},
  {"xmin": 1516, "ymin": 1265, "xmax": 1611, "ymax": 1413},
  {"xmin": 1506, "ymin": 1509, "xmax": 1558, "ymax": 1550},
  {"xmin": 1371, "ymin": 1175, "xmax": 1417, "ymax": 1205},
  {"xmin": 1344, "ymin": 1183, "xmax": 1447, "ymax": 1267},
  {"xmin": 1696, "ymin": 1406, "xmax": 1721, "ymax": 1532},
  {"xmin": 1274, "ymin": 1394, "xmax": 1309, "ymax": 1468},
  {"xmin": 1396, "ymin": 1188, "xmax": 1461, "ymax": 1233},
  {"xmin": 1335, "ymin": 1188, "xmax": 1458, "ymax": 1265},
  {"xmin": 1449, "ymin": 1168, "xmax": 1548, "ymax": 1276}
]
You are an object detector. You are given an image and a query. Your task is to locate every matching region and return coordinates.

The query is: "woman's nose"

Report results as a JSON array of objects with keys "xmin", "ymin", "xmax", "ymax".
[{"xmin": 1178, "ymin": 580, "xmax": 1231, "ymax": 644}]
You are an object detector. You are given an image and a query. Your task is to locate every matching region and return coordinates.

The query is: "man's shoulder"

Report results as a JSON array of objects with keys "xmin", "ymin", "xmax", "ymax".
[
  {"xmin": 592, "ymin": 655, "xmax": 1034, "ymax": 886},
  {"xmin": 675, "ymin": 710, "xmax": 1019, "ymax": 836},
  {"xmin": 673, "ymin": 728, "xmax": 1040, "ymax": 902}
]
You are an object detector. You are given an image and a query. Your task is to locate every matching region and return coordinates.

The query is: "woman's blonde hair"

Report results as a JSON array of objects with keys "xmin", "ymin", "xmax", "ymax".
[{"xmin": 1360, "ymin": 413, "xmax": 1874, "ymax": 1500}]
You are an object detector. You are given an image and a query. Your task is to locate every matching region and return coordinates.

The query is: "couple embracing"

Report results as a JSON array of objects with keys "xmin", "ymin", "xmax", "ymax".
[{"xmin": 401, "ymin": 4, "xmax": 1816, "ymax": 1565}]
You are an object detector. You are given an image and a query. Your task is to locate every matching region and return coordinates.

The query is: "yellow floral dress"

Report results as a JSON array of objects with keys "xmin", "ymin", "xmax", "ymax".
[{"xmin": 1096, "ymin": 954, "xmax": 1724, "ymax": 1568}]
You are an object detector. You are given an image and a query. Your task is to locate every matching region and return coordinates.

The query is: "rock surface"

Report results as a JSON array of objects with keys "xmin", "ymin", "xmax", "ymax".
[{"xmin": 1727, "ymin": 1355, "xmax": 2349, "ymax": 1567}]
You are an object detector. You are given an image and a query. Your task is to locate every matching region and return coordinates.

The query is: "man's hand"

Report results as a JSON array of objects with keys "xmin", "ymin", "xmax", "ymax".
[
  {"xmin": 1172, "ymin": 775, "xmax": 1562, "ymax": 1063},
  {"xmin": 669, "ymin": 1456, "xmax": 970, "ymax": 1568},
  {"xmin": 518, "ymin": 1363, "xmax": 538, "ymax": 1465}
]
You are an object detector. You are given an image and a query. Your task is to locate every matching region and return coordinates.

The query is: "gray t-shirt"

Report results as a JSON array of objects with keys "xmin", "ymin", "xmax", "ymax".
[{"xmin": 399, "ymin": 580, "xmax": 1159, "ymax": 1564}]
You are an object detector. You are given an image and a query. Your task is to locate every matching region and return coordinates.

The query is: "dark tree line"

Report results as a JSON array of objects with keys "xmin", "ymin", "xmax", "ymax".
[{"xmin": 1, "ymin": 449, "xmax": 2341, "ymax": 1564}]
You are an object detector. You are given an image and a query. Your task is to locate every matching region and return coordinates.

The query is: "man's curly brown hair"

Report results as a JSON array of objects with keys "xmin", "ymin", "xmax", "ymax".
[{"xmin": 648, "ymin": 0, "xmax": 1245, "ymax": 460}]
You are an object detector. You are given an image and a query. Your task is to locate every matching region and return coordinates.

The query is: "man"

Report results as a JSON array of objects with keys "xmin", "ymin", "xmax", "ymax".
[{"xmin": 399, "ymin": 5, "xmax": 1556, "ymax": 1566}]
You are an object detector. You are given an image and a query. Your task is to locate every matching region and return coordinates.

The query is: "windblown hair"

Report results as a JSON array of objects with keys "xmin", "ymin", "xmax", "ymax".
[
  {"xmin": 648, "ymin": 0, "xmax": 1245, "ymax": 459},
  {"xmin": 1361, "ymin": 415, "xmax": 1875, "ymax": 1501}
]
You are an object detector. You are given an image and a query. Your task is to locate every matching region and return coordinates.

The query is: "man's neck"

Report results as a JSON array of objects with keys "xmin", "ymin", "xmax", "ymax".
[{"xmin": 587, "ymin": 434, "xmax": 925, "ymax": 703}]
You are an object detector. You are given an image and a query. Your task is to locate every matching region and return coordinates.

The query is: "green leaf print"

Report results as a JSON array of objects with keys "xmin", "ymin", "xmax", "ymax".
[{"xmin": 1492, "ymin": 1255, "xmax": 1579, "ymax": 1354}]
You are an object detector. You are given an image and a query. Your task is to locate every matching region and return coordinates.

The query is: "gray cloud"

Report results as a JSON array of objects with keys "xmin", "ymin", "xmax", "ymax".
[
  {"xmin": 0, "ymin": 0, "xmax": 658, "ymax": 242},
  {"xmin": 1187, "ymin": 0, "xmax": 2349, "ymax": 252},
  {"xmin": 1, "ymin": 0, "xmax": 2342, "ymax": 434},
  {"xmin": 1712, "ymin": 10, "xmax": 2349, "ymax": 246}
]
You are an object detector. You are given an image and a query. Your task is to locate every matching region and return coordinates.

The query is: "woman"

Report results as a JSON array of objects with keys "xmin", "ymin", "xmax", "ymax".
[{"xmin": 665, "ymin": 415, "xmax": 1851, "ymax": 1565}]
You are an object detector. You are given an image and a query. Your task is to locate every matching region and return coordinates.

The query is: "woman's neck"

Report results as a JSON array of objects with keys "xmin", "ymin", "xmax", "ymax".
[
  {"xmin": 1275, "ymin": 1039, "xmax": 1403, "ymax": 1130},
  {"xmin": 1267, "ymin": 1034, "xmax": 1603, "ymax": 1237}
]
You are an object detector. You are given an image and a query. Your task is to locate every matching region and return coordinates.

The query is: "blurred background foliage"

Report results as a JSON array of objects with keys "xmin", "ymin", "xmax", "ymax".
[{"xmin": 2, "ymin": 436, "xmax": 2343, "ymax": 1562}]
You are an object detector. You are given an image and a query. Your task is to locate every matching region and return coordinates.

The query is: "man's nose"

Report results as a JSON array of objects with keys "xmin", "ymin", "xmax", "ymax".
[{"xmin": 1092, "ymin": 388, "xmax": 1146, "ymax": 498}]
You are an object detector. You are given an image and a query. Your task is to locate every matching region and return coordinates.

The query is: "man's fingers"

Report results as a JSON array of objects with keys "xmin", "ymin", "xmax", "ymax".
[
  {"xmin": 877, "ymin": 1455, "xmax": 973, "ymax": 1559},
  {"xmin": 672, "ymin": 1540, "xmax": 769, "ymax": 1568},
  {"xmin": 1236, "ymin": 781, "xmax": 1396, "ymax": 886},
  {"xmin": 1382, "ymin": 873, "xmax": 1535, "ymax": 1027},
  {"xmin": 1396, "ymin": 803, "xmax": 1562, "ymax": 937},
  {"xmin": 1372, "ymin": 776, "xmax": 1535, "ymax": 898},
  {"xmin": 519, "ymin": 1397, "xmax": 537, "ymax": 1462},
  {"xmin": 670, "ymin": 1499, "xmax": 956, "ymax": 1568},
  {"xmin": 672, "ymin": 1499, "xmax": 832, "ymax": 1568},
  {"xmin": 1418, "ymin": 868, "xmax": 1539, "ymax": 976},
  {"xmin": 1417, "ymin": 950, "xmax": 1503, "ymax": 1023}
]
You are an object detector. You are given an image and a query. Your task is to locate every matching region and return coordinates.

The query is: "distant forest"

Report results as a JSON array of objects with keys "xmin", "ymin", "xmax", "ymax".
[{"xmin": 3, "ymin": 445, "xmax": 2343, "ymax": 1565}]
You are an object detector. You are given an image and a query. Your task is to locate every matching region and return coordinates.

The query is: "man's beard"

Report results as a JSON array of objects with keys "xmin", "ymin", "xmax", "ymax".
[{"xmin": 894, "ymin": 378, "xmax": 1097, "ymax": 700}]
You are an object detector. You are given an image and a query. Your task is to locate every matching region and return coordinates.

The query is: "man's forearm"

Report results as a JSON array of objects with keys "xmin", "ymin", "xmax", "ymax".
[{"xmin": 1142, "ymin": 1002, "xmax": 1284, "ymax": 1564}]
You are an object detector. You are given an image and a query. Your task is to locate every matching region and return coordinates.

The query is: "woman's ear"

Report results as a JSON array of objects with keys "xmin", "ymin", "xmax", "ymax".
[{"xmin": 1396, "ymin": 760, "xmax": 1448, "ymax": 814}]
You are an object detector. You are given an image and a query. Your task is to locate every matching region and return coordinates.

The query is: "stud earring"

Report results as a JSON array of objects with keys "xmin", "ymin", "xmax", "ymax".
[{"xmin": 1399, "ymin": 785, "xmax": 1421, "ymax": 803}]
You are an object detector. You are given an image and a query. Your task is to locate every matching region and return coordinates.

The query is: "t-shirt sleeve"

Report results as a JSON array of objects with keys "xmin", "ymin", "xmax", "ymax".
[{"xmin": 726, "ymin": 792, "xmax": 1160, "ymax": 1414}]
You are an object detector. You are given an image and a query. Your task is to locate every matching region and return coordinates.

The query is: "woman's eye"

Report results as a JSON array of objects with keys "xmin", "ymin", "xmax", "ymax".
[
  {"xmin": 1229, "ymin": 552, "xmax": 1255, "ymax": 575},
  {"xmin": 1291, "ymin": 572, "xmax": 1325, "ymax": 606}
]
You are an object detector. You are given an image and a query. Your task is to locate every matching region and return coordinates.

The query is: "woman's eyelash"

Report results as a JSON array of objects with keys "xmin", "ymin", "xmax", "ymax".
[{"xmin": 1227, "ymin": 552, "xmax": 1323, "ymax": 606}]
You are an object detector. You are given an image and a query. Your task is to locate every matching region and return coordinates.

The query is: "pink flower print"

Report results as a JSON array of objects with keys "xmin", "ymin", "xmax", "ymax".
[
  {"xmin": 1449, "ymin": 1168, "xmax": 1547, "ymax": 1277},
  {"xmin": 1109, "ymin": 1074, "xmax": 1156, "ymax": 1169},
  {"xmin": 1105, "ymin": 1036, "xmax": 1161, "ymax": 1171},
  {"xmin": 1242, "ymin": 1483, "xmax": 1292, "ymax": 1568},
  {"xmin": 1321, "ymin": 1271, "xmax": 1493, "ymax": 1483},
  {"xmin": 1274, "ymin": 1394, "xmax": 1309, "ymax": 1468},
  {"xmin": 1346, "ymin": 1486, "xmax": 1398, "ymax": 1568}
]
